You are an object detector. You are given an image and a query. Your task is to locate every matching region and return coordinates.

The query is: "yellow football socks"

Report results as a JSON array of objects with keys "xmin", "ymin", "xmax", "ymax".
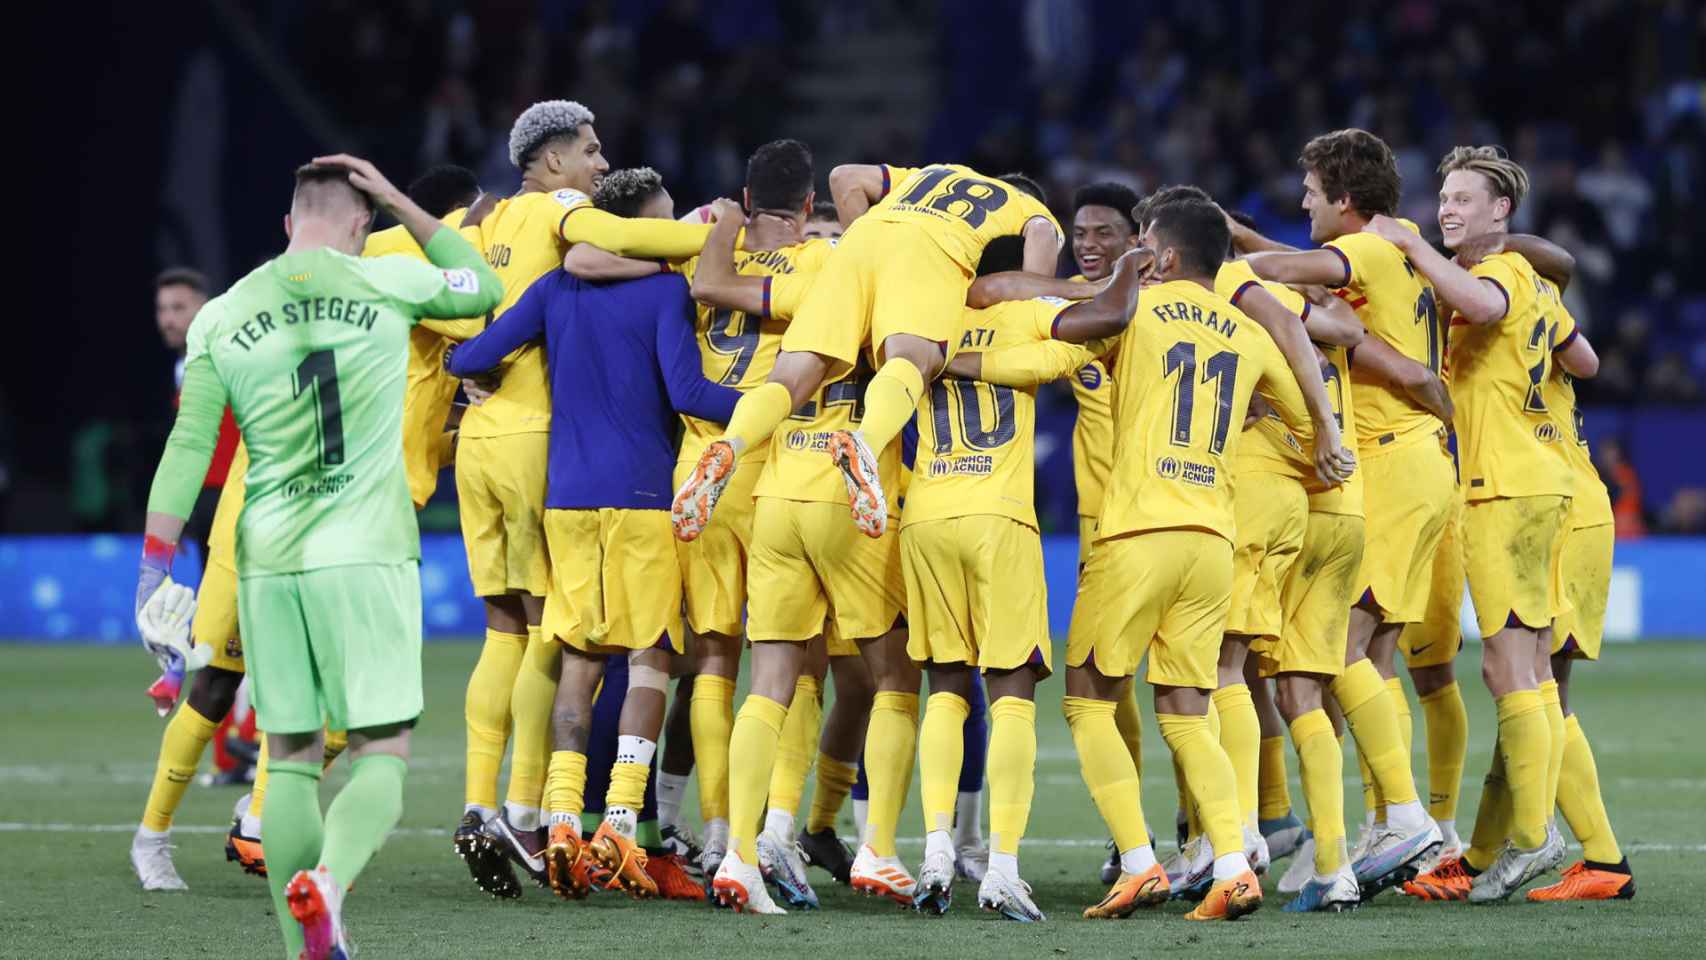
[
  {"xmin": 721, "ymin": 381, "xmax": 793, "ymax": 454},
  {"xmin": 505, "ymin": 626, "xmax": 556, "ymax": 812},
  {"xmin": 607, "ymin": 762, "xmax": 650, "ymax": 816},
  {"xmin": 1065, "ymin": 697, "xmax": 1150, "ymax": 854},
  {"xmin": 1386, "ymin": 677, "xmax": 1414, "ymax": 765},
  {"xmin": 1289, "ymin": 709, "xmax": 1346, "ymax": 876},
  {"xmin": 988, "ymin": 697, "xmax": 1037, "ymax": 857},
  {"xmin": 863, "ymin": 691, "xmax": 920, "ymax": 857},
  {"xmin": 690, "ymin": 673, "xmax": 736, "ymax": 822},
  {"xmin": 1174, "ymin": 699, "xmax": 1223, "ymax": 838},
  {"xmin": 1212, "ymin": 684, "xmax": 1260, "ymax": 826},
  {"xmin": 808, "ymin": 755, "xmax": 858, "ymax": 834},
  {"xmin": 1258, "ymin": 736, "xmax": 1292, "ymax": 822},
  {"xmin": 767, "ymin": 676, "xmax": 823, "ymax": 819},
  {"xmin": 141, "ymin": 703, "xmax": 219, "ymax": 832},
  {"xmin": 856, "ymin": 359, "xmax": 926, "ymax": 454},
  {"xmin": 1558, "ymin": 715, "xmax": 1622, "ymax": 863},
  {"xmin": 1332, "ymin": 659, "xmax": 1420, "ymax": 807},
  {"xmin": 465, "ymin": 627, "xmax": 526, "ymax": 810},
  {"xmin": 728, "ymin": 695, "xmax": 789, "ymax": 861},
  {"xmin": 920, "ymin": 692, "xmax": 971, "ymax": 834},
  {"xmin": 1495, "ymin": 690, "xmax": 1550, "ymax": 849},
  {"xmin": 1417, "ymin": 681, "xmax": 1468, "ymax": 822},
  {"xmin": 1465, "ymin": 741, "xmax": 1510, "ymax": 871},
  {"xmin": 1539, "ymin": 680, "xmax": 1566, "ymax": 808},
  {"xmin": 544, "ymin": 750, "xmax": 588, "ymax": 823},
  {"xmin": 1114, "ymin": 686, "xmax": 1143, "ymax": 775},
  {"xmin": 1159, "ymin": 713, "xmax": 1243, "ymax": 861}
]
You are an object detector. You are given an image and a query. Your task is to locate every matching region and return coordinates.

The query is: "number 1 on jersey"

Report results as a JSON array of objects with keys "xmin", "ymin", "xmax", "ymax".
[{"xmin": 293, "ymin": 349, "xmax": 345, "ymax": 468}]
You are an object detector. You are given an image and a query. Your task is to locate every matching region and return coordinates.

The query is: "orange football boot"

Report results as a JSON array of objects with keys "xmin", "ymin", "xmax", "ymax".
[
  {"xmin": 1403, "ymin": 855, "xmax": 1473, "ymax": 901},
  {"xmin": 225, "ymin": 823, "xmax": 267, "ymax": 878},
  {"xmin": 544, "ymin": 823, "xmax": 592, "ymax": 900},
  {"xmin": 671, "ymin": 441, "xmax": 736, "ymax": 542},
  {"xmin": 587, "ymin": 822, "xmax": 658, "ymax": 899},
  {"xmin": 1184, "ymin": 868, "xmax": 1263, "ymax": 921},
  {"xmin": 1083, "ymin": 863, "xmax": 1170, "ymax": 919},
  {"xmin": 1526, "ymin": 861, "xmax": 1635, "ymax": 902},
  {"xmin": 646, "ymin": 851, "xmax": 708, "ymax": 901}
]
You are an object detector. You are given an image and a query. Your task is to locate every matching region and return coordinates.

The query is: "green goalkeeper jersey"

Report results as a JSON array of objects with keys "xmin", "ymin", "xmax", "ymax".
[{"xmin": 149, "ymin": 228, "xmax": 502, "ymax": 576}]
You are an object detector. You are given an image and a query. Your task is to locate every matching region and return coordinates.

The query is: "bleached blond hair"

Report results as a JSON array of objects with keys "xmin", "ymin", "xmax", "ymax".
[{"xmin": 508, "ymin": 100, "xmax": 596, "ymax": 169}]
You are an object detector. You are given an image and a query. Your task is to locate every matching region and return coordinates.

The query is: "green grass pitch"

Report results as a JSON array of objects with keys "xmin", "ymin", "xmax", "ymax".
[{"xmin": 3, "ymin": 640, "xmax": 1700, "ymax": 958}]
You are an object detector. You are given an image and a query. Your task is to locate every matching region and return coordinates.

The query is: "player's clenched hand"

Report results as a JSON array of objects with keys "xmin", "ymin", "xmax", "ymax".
[
  {"xmin": 1312, "ymin": 419, "xmax": 1357, "ymax": 487},
  {"xmin": 313, "ymin": 153, "xmax": 407, "ymax": 211},
  {"xmin": 708, "ymin": 198, "xmax": 746, "ymax": 224},
  {"xmin": 1452, "ymin": 232, "xmax": 1506, "ymax": 267},
  {"xmin": 1115, "ymin": 246, "xmax": 1157, "ymax": 285},
  {"xmin": 1362, "ymin": 214, "xmax": 1415, "ymax": 250},
  {"xmin": 462, "ymin": 378, "xmax": 496, "ymax": 406}
]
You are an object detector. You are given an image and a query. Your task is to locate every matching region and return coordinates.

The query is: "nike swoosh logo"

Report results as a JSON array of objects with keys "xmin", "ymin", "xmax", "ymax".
[
  {"xmin": 498, "ymin": 822, "xmax": 544, "ymax": 871},
  {"xmin": 1409, "ymin": 641, "xmax": 1434, "ymax": 656}
]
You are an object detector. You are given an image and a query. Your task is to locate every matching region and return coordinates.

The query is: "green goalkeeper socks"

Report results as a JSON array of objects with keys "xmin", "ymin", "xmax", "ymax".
[
  {"xmin": 320, "ymin": 754, "xmax": 407, "ymax": 887},
  {"xmin": 262, "ymin": 760, "xmax": 324, "ymax": 958}
]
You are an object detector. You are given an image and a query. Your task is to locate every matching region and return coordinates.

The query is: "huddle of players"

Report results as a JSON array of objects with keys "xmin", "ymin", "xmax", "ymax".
[{"xmin": 129, "ymin": 95, "xmax": 1632, "ymax": 932}]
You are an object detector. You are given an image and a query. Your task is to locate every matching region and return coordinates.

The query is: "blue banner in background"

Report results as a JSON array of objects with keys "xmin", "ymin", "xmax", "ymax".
[{"xmin": 2, "ymin": 534, "xmax": 1703, "ymax": 643}]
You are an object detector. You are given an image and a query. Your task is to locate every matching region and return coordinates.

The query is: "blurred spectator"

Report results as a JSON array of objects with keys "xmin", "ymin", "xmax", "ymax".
[
  {"xmin": 156, "ymin": 268, "xmax": 239, "ymax": 566},
  {"xmin": 1661, "ymin": 487, "xmax": 1706, "ymax": 535},
  {"xmin": 1596, "ymin": 437, "xmax": 1647, "ymax": 540}
]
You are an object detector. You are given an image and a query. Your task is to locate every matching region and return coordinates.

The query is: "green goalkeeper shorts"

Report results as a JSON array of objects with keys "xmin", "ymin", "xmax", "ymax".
[{"xmin": 238, "ymin": 561, "xmax": 423, "ymax": 734}]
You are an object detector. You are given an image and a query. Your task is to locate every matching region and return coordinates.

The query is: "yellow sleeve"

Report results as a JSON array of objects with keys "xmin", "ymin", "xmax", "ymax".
[
  {"xmin": 1255, "ymin": 345, "xmax": 1314, "ymax": 443},
  {"xmin": 768, "ymin": 273, "xmax": 813, "ymax": 321},
  {"xmin": 1018, "ymin": 190, "xmax": 1064, "ymax": 242},
  {"xmin": 362, "ymin": 224, "xmax": 417, "ymax": 258},
  {"xmin": 1468, "ymin": 255, "xmax": 1528, "ymax": 325},
  {"xmin": 558, "ymin": 205, "xmax": 712, "ymax": 260},
  {"xmin": 1323, "ymin": 233, "xmax": 1374, "ymax": 290},
  {"xmin": 881, "ymin": 165, "xmax": 922, "ymax": 199}
]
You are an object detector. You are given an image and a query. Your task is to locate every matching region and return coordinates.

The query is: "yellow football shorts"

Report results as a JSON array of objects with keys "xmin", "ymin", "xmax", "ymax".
[
  {"xmin": 1067, "ymin": 529, "xmax": 1232, "ymax": 689},
  {"xmin": 747, "ymin": 498, "xmax": 904, "ymax": 644},
  {"xmin": 901, "ymin": 515, "xmax": 1050, "ymax": 674},
  {"xmin": 1356, "ymin": 436, "xmax": 1457, "ymax": 623},
  {"xmin": 455, "ymin": 433, "xmax": 550, "ymax": 598},
  {"xmin": 780, "ymin": 219, "xmax": 971, "ymax": 378},
  {"xmin": 1227, "ymin": 472, "xmax": 1308, "ymax": 642},
  {"xmin": 193, "ymin": 557, "xmax": 245, "ymax": 673},
  {"xmin": 673, "ymin": 454, "xmax": 761, "ymax": 638},
  {"xmin": 1077, "ymin": 514, "xmax": 1097, "ymax": 569},
  {"xmin": 823, "ymin": 620, "xmax": 862, "ymax": 658},
  {"xmin": 1463, "ymin": 494, "xmax": 1571, "ymax": 638},
  {"xmin": 542, "ymin": 508, "xmax": 683, "ymax": 655},
  {"xmin": 1552, "ymin": 521, "xmax": 1613, "ymax": 660},
  {"xmin": 1264, "ymin": 512, "xmax": 1364, "ymax": 678},
  {"xmin": 1400, "ymin": 493, "xmax": 1465, "ymax": 668}
]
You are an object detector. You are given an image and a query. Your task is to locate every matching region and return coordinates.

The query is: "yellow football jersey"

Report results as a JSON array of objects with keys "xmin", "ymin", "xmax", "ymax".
[
  {"xmin": 1447, "ymin": 252, "xmax": 1576, "ymax": 501},
  {"xmin": 361, "ymin": 216, "xmax": 468, "ymax": 506},
  {"xmin": 754, "ymin": 356, "xmax": 902, "ymax": 509},
  {"xmin": 458, "ymin": 189, "xmax": 716, "ymax": 440},
  {"xmin": 905, "ymin": 298, "xmax": 1083, "ymax": 530},
  {"xmin": 869, "ymin": 164, "xmax": 1062, "ymax": 272},
  {"xmin": 675, "ymin": 238, "xmax": 835, "ymax": 464},
  {"xmin": 1329, "ymin": 226, "xmax": 1444, "ymax": 449},
  {"xmin": 1066, "ymin": 275, "xmax": 1116, "ymax": 520},
  {"xmin": 1304, "ymin": 337, "xmax": 1364, "ymax": 516},
  {"xmin": 1097, "ymin": 280, "xmax": 1310, "ymax": 545},
  {"xmin": 1214, "ymin": 259, "xmax": 1316, "ymax": 483},
  {"xmin": 1538, "ymin": 289, "xmax": 1612, "ymax": 527}
]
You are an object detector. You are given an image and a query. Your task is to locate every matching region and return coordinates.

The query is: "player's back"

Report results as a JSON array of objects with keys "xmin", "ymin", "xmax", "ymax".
[
  {"xmin": 1448, "ymin": 251, "xmax": 1576, "ymax": 500},
  {"xmin": 1537, "ymin": 281, "xmax": 1611, "ymax": 523},
  {"xmin": 1330, "ymin": 226, "xmax": 1443, "ymax": 449},
  {"xmin": 904, "ymin": 298, "xmax": 1062, "ymax": 530},
  {"xmin": 1099, "ymin": 279, "xmax": 1298, "ymax": 544},
  {"xmin": 459, "ymin": 188, "xmax": 591, "ymax": 436},
  {"xmin": 866, "ymin": 164, "xmax": 1060, "ymax": 270},
  {"xmin": 192, "ymin": 248, "xmax": 418, "ymax": 574}
]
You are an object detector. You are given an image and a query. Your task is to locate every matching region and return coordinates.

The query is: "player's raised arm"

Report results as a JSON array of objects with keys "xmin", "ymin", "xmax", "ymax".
[
  {"xmin": 1254, "ymin": 348, "xmax": 1350, "ymax": 486},
  {"xmin": 1021, "ymin": 216, "xmax": 1062, "ymax": 275},
  {"xmin": 1225, "ymin": 213, "xmax": 1299, "ymax": 255},
  {"xmin": 827, "ymin": 163, "xmax": 888, "ymax": 226},
  {"xmin": 1364, "ymin": 214, "xmax": 1506, "ymax": 326},
  {"xmin": 1244, "ymin": 246, "xmax": 1355, "ymax": 287},
  {"xmin": 657, "ymin": 278, "xmax": 744, "ymax": 423},
  {"xmin": 1455, "ymin": 232, "xmax": 1577, "ymax": 291},
  {"xmin": 1048, "ymin": 247, "xmax": 1152, "ymax": 343},
  {"xmin": 1296, "ymin": 285, "xmax": 1366, "ymax": 347},
  {"xmin": 687, "ymin": 199, "xmax": 770, "ymax": 315},
  {"xmin": 966, "ymin": 272, "xmax": 1101, "ymax": 308},
  {"xmin": 1232, "ymin": 282, "xmax": 1354, "ymax": 482},
  {"xmin": 946, "ymin": 336, "xmax": 1108, "ymax": 388},
  {"xmin": 562, "ymin": 243, "xmax": 664, "ymax": 281},
  {"xmin": 444, "ymin": 277, "xmax": 550, "ymax": 376},
  {"xmin": 1353, "ymin": 334, "xmax": 1454, "ymax": 422},
  {"xmin": 559, "ymin": 203, "xmax": 715, "ymax": 260}
]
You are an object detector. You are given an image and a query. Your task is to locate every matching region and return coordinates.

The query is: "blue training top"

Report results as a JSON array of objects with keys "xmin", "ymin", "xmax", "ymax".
[{"xmin": 446, "ymin": 271, "xmax": 741, "ymax": 510}]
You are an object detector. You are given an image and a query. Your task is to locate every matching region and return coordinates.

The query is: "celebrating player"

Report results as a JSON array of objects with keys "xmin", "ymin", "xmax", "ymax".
[{"xmin": 672, "ymin": 162, "xmax": 1063, "ymax": 543}]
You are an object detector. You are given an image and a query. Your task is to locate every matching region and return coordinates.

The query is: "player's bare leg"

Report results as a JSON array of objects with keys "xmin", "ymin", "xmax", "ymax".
[
  {"xmin": 583, "ymin": 645, "xmax": 670, "ymax": 899},
  {"xmin": 798, "ymin": 653, "xmax": 873, "ymax": 883},
  {"xmin": 831, "ymin": 335, "xmax": 944, "ymax": 538},
  {"xmin": 674, "ymin": 351, "xmax": 827, "ymax": 541},
  {"xmin": 690, "ymin": 628, "xmax": 743, "ymax": 880},
  {"xmin": 849, "ymin": 624, "xmax": 922, "ymax": 902},
  {"xmin": 135, "ymin": 665, "xmax": 246, "ymax": 891}
]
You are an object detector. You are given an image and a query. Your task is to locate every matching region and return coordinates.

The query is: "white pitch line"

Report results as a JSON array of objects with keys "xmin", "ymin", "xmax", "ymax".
[{"xmin": 2, "ymin": 822, "xmax": 1701, "ymax": 854}]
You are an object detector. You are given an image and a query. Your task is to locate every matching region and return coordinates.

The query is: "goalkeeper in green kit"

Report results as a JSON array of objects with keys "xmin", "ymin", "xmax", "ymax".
[{"xmin": 134, "ymin": 154, "xmax": 502, "ymax": 960}]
